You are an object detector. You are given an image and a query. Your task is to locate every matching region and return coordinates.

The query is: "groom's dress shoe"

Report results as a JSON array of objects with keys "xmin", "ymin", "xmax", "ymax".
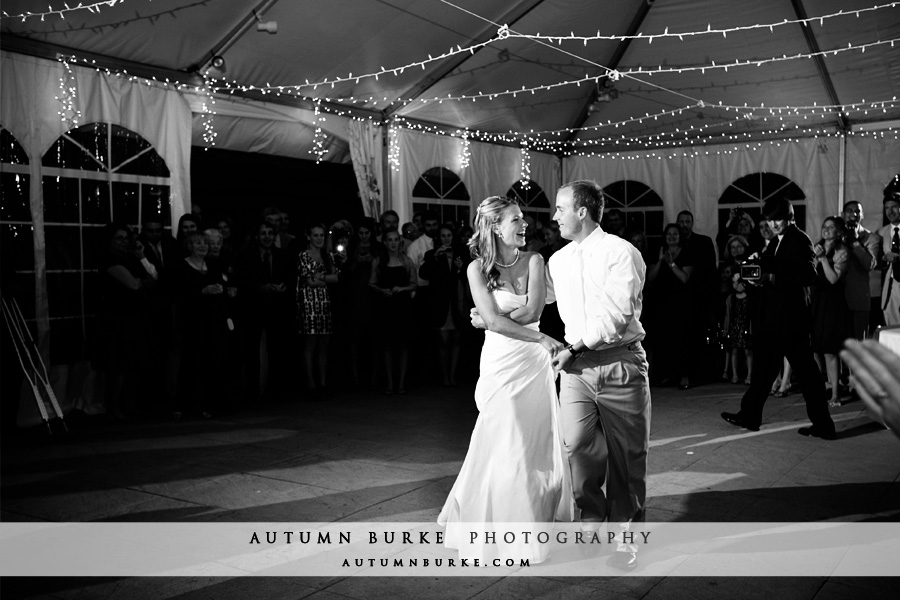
[
  {"xmin": 607, "ymin": 551, "xmax": 638, "ymax": 571},
  {"xmin": 720, "ymin": 412, "xmax": 760, "ymax": 432},
  {"xmin": 797, "ymin": 425, "xmax": 836, "ymax": 440}
]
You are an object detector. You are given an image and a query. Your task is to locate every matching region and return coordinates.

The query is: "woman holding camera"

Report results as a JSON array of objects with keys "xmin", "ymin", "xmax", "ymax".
[
  {"xmin": 647, "ymin": 223, "xmax": 695, "ymax": 389},
  {"xmin": 811, "ymin": 216, "xmax": 851, "ymax": 407}
]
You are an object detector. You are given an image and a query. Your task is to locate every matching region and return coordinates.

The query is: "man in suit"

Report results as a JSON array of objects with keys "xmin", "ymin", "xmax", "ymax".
[
  {"xmin": 841, "ymin": 201, "xmax": 881, "ymax": 340},
  {"xmin": 879, "ymin": 192, "xmax": 900, "ymax": 326},
  {"xmin": 234, "ymin": 221, "xmax": 292, "ymax": 402},
  {"xmin": 677, "ymin": 210, "xmax": 718, "ymax": 386},
  {"xmin": 722, "ymin": 196, "xmax": 836, "ymax": 439},
  {"xmin": 138, "ymin": 217, "xmax": 181, "ymax": 409}
]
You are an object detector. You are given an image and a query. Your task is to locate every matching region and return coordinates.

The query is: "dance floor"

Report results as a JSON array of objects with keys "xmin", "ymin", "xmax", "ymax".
[{"xmin": 1, "ymin": 382, "xmax": 898, "ymax": 598}]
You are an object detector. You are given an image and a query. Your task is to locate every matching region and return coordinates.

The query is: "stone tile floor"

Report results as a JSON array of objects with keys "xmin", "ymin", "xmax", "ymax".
[{"xmin": 1, "ymin": 381, "xmax": 898, "ymax": 598}]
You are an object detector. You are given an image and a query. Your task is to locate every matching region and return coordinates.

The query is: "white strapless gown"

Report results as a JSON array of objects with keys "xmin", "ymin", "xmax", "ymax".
[{"xmin": 438, "ymin": 290, "xmax": 573, "ymax": 564}]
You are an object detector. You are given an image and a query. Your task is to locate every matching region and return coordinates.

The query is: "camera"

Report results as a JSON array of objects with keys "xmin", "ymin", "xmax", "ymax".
[
  {"xmin": 336, "ymin": 244, "xmax": 345, "ymax": 253},
  {"xmin": 739, "ymin": 259, "xmax": 761, "ymax": 282}
]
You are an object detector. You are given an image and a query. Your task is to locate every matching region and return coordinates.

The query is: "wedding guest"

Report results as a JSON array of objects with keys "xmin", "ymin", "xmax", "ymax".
[
  {"xmin": 811, "ymin": 216, "xmax": 851, "ymax": 407},
  {"xmin": 369, "ymin": 230, "xmax": 417, "ymax": 393},
  {"xmin": 234, "ymin": 222, "xmax": 291, "ymax": 402},
  {"xmin": 94, "ymin": 223, "xmax": 157, "ymax": 420},
  {"xmin": 346, "ymin": 218, "xmax": 380, "ymax": 388},
  {"xmin": 724, "ymin": 273, "xmax": 753, "ymax": 384},
  {"xmin": 879, "ymin": 192, "xmax": 900, "ymax": 326},
  {"xmin": 419, "ymin": 225, "xmax": 466, "ymax": 386},
  {"xmin": 297, "ymin": 224, "xmax": 341, "ymax": 398},
  {"xmin": 175, "ymin": 213, "xmax": 200, "ymax": 250},
  {"xmin": 173, "ymin": 231, "xmax": 230, "ymax": 419}
]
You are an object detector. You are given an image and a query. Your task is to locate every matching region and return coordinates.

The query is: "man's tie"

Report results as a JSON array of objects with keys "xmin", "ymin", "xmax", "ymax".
[{"xmin": 892, "ymin": 227, "xmax": 900, "ymax": 283}]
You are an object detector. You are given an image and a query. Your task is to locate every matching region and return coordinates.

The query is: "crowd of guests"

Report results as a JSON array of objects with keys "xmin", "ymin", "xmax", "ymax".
[{"xmin": 90, "ymin": 181, "xmax": 900, "ymax": 420}]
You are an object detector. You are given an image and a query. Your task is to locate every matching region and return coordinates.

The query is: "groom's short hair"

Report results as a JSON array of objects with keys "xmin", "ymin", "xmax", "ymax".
[{"xmin": 562, "ymin": 180, "xmax": 605, "ymax": 224}]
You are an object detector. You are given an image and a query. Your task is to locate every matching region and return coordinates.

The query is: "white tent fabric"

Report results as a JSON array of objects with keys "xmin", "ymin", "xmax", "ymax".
[
  {"xmin": 390, "ymin": 128, "xmax": 560, "ymax": 226},
  {"xmin": 566, "ymin": 136, "xmax": 900, "ymax": 238},
  {"xmin": 347, "ymin": 120, "xmax": 385, "ymax": 218}
]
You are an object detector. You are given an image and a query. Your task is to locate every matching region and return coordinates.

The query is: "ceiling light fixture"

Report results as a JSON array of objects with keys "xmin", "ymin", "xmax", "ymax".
[{"xmin": 254, "ymin": 10, "xmax": 277, "ymax": 34}]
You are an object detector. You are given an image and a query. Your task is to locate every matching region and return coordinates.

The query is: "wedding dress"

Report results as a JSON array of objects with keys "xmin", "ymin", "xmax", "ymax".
[{"xmin": 438, "ymin": 290, "xmax": 573, "ymax": 564}]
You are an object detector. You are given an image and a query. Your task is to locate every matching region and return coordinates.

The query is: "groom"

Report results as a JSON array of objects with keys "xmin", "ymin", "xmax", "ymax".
[{"xmin": 548, "ymin": 180, "xmax": 651, "ymax": 570}]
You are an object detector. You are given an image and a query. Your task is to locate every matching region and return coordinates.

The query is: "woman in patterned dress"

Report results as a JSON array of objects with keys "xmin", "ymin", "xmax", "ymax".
[{"xmin": 297, "ymin": 224, "xmax": 340, "ymax": 398}]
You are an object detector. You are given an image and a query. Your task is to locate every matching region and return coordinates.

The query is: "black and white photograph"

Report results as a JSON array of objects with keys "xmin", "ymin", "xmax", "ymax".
[{"xmin": 1, "ymin": 0, "xmax": 899, "ymax": 598}]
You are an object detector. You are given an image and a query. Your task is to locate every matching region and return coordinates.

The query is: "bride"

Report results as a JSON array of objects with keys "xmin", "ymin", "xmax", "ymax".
[{"xmin": 438, "ymin": 196, "xmax": 573, "ymax": 564}]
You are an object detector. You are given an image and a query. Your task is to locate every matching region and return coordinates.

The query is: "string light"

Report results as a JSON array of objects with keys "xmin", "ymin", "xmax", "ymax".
[
  {"xmin": 388, "ymin": 120, "xmax": 401, "ymax": 172},
  {"xmin": 55, "ymin": 56, "xmax": 82, "ymax": 128},
  {"xmin": 207, "ymin": 37, "xmax": 900, "ymax": 112},
  {"xmin": 2, "ymin": 0, "xmax": 130, "ymax": 22},
  {"xmin": 310, "ymin": 99, "xmax": 328, "ymax": 163},
  {"xmin": 199, "ymin": 73, "xmax": 217, "ymax": 148},
  {"xmin": 459, "ymin": 128, "xmax": 471, "ymax": 170},
  {"xmin": 519, "ymin": 144, "xmax": 531, "ymax": 188},
  {"xmin": 511, "ymin": 3, "xmax": 898, "ymax": 45}
]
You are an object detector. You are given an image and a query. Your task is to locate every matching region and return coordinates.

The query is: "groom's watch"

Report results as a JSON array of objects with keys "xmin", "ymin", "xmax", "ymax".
[{"xmin": 565, "ymin": 344, "xmax": 583, "ymax": 358}]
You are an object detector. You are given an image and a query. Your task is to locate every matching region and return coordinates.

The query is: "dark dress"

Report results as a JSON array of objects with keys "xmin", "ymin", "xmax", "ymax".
[
  {"xmin": 93, "ymin": 251, "xmax": 149, "ymax": 374},
  {"xmin": 173, "ymin": 259, "xmax": 230, "ymax": 414},
  {"xmin": 419, "ymin": 247, "xmax": 465, "ymax": 330},
  {"xmin": 646, "ymin": 249, "xmax": 694, "ymax": 381},
  {"xmin": 373, "ymin": 262, "xmax": 414, "ymax": 343},
  {"xmin": 810, "ymin": 249, "xmax": 850, "ymax": 354}
]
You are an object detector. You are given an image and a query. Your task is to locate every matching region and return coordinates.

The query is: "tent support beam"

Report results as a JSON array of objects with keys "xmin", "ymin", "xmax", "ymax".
[
  {"xmin": 1, "ymin": 34, "xmax": 204, "ymax": 87},
  {"xmin": 383, "ymin": 0, "xmax": 547, "ymax": 117},
  {"xmin": 565, "ymin": 0, "xmax": 656, "ymax": 143},
  {"xmin": 192, "ymin": 0, "xmax": 283, "ymax": 72},
  {"xmin": 789, "ymin": 0, "xmax": 848, "ymax": 132}
]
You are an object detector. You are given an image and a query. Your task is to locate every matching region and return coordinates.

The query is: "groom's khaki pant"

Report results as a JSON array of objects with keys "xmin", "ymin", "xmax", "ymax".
[{"xmin": 559, "ymin": 341, "xmax": 651, "ymax": 525}]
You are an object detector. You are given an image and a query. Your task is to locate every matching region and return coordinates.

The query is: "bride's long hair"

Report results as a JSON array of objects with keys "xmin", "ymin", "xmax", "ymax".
[{"xmin": 469, "ymin": 195, "xmax": 519, "ymax": 292}]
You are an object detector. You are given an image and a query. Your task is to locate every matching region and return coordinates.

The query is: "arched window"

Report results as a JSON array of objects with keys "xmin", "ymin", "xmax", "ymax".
[
  {"xmin": 412, "ymin": 167, "xmax": 470, "ymax": 228},
  {"xmin": 601, "ymin": 180, "xmax": 665, "ymax": 247},
  {"xmin": 507, "ymin": 179, "xmax": 550, "ymax": 227},
  {"xmin": 718, "ymin": 172, "xmax": 806, "ymax": 233},
  {"xmin": 0, "ymin": 126, "xmax": 35, "ymax": 321},
  {"xmin": 41, "ymin": 123, "xmax": 171, "ymax": 363}
]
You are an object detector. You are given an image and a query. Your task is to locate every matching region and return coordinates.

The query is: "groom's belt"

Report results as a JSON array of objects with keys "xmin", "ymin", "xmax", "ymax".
[{"xmin": 581, "ymin": 340, "xmax": 643, "ymax": 359}]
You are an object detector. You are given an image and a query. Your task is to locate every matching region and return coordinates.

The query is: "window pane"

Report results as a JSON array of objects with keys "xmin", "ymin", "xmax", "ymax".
[
  {"xmin": 47, "ymin": 274, "xmax": 82, "ymax": 318},
  {"xmin": 117, "ymin": 148, "xmax": 170, "ymax": 177},
  {"xmin": 0, "ymin": 223, "xmax": 35, "ymax": 271},
  {"xmin": 141, "ymin": 185, "xmax": 171, "ymax": 225},
  {"xmin": 83, "ymin": 271, "xmax": 100, "ymax": 317},
  {"xmin": 4, "ymin": 273, "xmax": 36, "ymax": 320},
  {"xmin": 42, "ymin": 176, "xmax": 80, "ymax": 223},
  {"xmin": 625, "ymin": 211, "xmax": 645, "ymax": 233},
  {"xmin": 44, "ymin": 226, "xmax": 81, "ymax": 271},
  {"xmin": 82, "ymin": 180, "xmax": 111, "ymax": 224},
  {"xmin": 66, "ymin": 123, "xmax": 108, "ymax": 170},
  {"xmin": 82, "ymin": 225, "xmax": 106, "ymax": 271},
  {"xmin": 110, "ymin": 125, "xmax": 151, "ymax": 172},
  {"xmin": 0, "ymin": 172, "xmax": 31, "ymax": 221},
  {"xmin": 0, "ymin": 128, "xmax": 29, "ymax": 165},
  {"xmin": 112, "ymin": 182, "xmax": 139, "ymax": 225}
]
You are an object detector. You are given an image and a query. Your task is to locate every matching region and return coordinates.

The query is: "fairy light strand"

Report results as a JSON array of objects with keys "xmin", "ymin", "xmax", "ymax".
[
  {"xmin": 199, "ymin": 73, "xmax": 217, "ymax": 148},
  {"xmin": 55, "ymin": 56, "xmax": 82, "ymax": 127},
  {"xmin": 2, "ymin": 0, "xmax": 130, "ymax": 22},
  {"xmin": 310, "ymin": 99, "xmax": 328, "ymax": 163}
]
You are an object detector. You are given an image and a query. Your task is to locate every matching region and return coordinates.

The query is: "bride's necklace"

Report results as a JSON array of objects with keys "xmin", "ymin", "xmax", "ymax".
[{"xmin": 496, "ymin": 249, "xmax": 519, "ymax": 269}]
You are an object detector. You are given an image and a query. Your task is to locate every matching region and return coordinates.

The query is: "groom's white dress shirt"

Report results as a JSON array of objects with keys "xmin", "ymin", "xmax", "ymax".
[{"xmin": 548, "ymin": 226, "xmax": 646, "ymax": 350}]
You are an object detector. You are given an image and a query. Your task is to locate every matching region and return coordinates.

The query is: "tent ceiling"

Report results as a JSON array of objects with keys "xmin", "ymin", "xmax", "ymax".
[{"xmin": 2, "ymin": 0, "xmax": 899, "ymax": 154}]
